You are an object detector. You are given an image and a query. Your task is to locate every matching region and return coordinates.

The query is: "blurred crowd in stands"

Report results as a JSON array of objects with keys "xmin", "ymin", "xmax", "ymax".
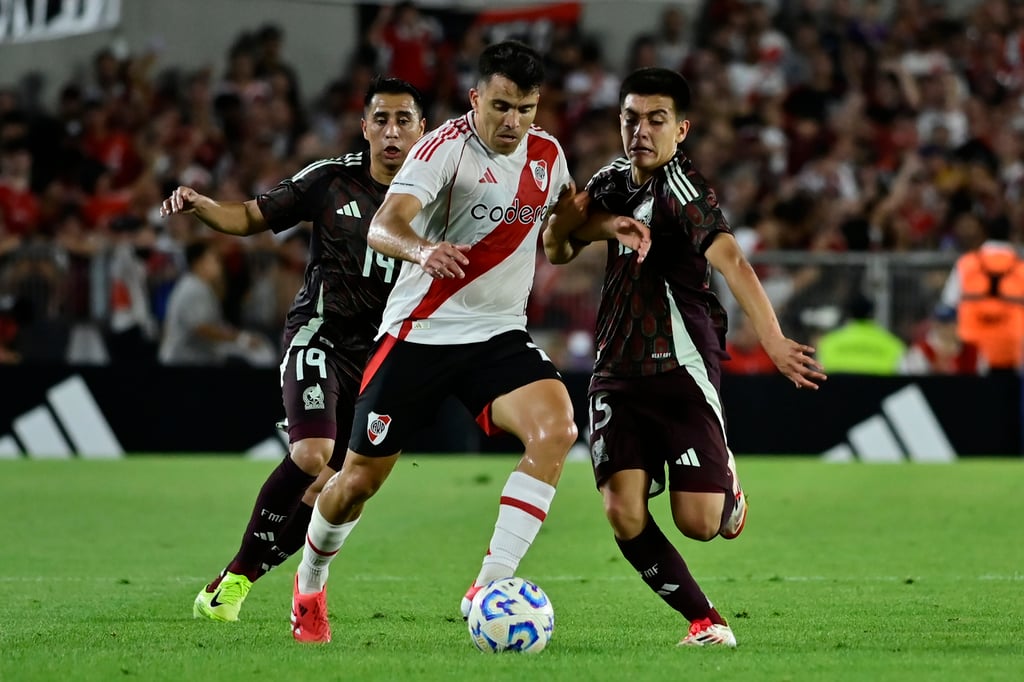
[{"xmin": 1, "ymin": 0, "xmax": 1022, "ymax": 375}]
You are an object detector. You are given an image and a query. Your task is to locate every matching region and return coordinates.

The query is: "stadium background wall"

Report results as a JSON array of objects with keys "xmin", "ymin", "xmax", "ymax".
[
  {"xmin": 0, "ymin": 0, "xmax": 981, "ymax": 112},
  {"xmin": 0, "ymin": 366, "xmax": 1020, "ymax": 458}
]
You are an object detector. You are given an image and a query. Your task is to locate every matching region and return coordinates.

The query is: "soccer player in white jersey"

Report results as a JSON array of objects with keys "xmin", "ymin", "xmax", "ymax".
[{"xmin": 289, "ymin": 40, "xmax": 650, "ymax": 643}]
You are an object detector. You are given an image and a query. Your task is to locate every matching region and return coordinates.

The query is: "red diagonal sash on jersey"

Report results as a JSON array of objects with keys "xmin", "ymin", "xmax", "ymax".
[{"xmin": 398, "ymin": 135, "xmax": 560, "ymax": 339}]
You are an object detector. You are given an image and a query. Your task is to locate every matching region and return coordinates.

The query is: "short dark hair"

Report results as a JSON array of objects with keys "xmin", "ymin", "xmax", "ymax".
[
  {"xmin": 185, "ymin": 240, "xmax": 214, "ymax": 270},
  {"xmin": 846, "ymin": 293, "xmax": 875, "ymax": 321},
  {"xmin": 364, "ymin": 76, "xmax": 426, "ymax": 118},
  {"xmin": 478, "ymin": 40, "xmax": 545, "ymax": 92},
  {"xmin": 986, "ymin": 215, "xmax": 1011, "ymax": 242},
  {"xmin": 619, "ymin": 67, "xmax": 692, "ymax": 118}
]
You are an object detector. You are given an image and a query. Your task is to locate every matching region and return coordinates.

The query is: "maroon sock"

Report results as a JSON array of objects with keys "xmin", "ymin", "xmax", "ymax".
[
  {"xmin": 226, "ymin": 456, "xmax": 316, "ymax": 581},
  {"xmin": 615, "ymin": 516, "xmax": 716, "ymax": 622},
  {"xmin": 252, "ymin": 501, "xmax": 315, "ymax": 579}
]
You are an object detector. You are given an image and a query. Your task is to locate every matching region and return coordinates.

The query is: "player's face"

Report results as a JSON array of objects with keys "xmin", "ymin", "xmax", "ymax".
[
  {"xmin": 470, "ymin": 75, "xmax": 540, "ymax": 155},
  {"xmin": 620, "ymin": 93, "xmax": 690, "ymax": 182},
  {"xmin": 362, "ymin": 93, "xmax": 425, "ymax": 178}
]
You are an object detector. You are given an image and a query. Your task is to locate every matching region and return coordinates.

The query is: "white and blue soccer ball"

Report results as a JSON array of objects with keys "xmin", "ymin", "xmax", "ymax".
[{"xmin": 467, "ymin": 577, "xmax": 554, "ymax": 654}]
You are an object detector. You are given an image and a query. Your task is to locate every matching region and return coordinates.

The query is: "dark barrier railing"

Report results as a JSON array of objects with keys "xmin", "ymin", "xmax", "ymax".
[{"xmin": 0, "ymin": 366, "xmax": 1020, "ymax": 458}]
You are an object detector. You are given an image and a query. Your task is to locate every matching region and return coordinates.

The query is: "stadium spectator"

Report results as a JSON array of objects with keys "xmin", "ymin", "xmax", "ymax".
[
  {"xmin": 543, "ymin": 67, "xmax": 825, "ymax": 648},
  {"xmin": 0, "ymin": 137, "xmax": 40, "ymax": 239},
  {"xmin": 161, "ymin": 77, "xmax": 426, "ymax": 623},
  {"xmin": 368, "ymin": 1, "xmax": 442, "ymax": 108},
  {"xmin": 816, "ymin": 293, "xmax": 907, "ymax": 375},
  {"xmin": 1, "ymin": 0, "xmax": 1023, "ymax": 370},
  {"xmin": 0, "ymin": 293, "xmax": 30, "ymax": 363},
  {"xmin": 252, "ymin": 23, "xmax": 304, "ymax": 115},
  {"xmin": 105, "ymin": 214, "xmax": 158, "ymax": 364},
  {"xmin": 157, "ymin": 239, "xmax": 270, "ymax": 365},
  {"xmin": 289, "ymin": 41, "xmax": 641, "ymax": 644},
  {"xmin": 564, "ymin": 38, "xmax": 621, "ymax": 127},
  {"xmin": 652, "ymin": 6, "xmax": 691, "ymax": 71},
  {"xmin": 900, "ymin": 304, "xmax": 984, "ymax": 375}
]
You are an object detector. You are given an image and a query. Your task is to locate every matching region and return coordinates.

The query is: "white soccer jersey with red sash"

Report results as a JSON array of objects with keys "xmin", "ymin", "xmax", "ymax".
[{"xmin": 380, "ymin": 111, "xmax": 571, "ymax": 344}]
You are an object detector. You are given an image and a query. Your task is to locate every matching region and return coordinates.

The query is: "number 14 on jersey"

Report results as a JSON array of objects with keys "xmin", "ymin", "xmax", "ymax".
[{"xmin": 362, "ymin": 245, "xmax": 398, "ymax": 283}]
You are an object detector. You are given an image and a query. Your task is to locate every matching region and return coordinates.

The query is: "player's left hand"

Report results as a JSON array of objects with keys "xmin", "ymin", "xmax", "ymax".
[
  {"xmin": 608, "ymin": 216, "xmax": 651, "ymax": 263},
  {"xmin": 763, "ymin": 337, "xmax": 827, "ymax": 390}
]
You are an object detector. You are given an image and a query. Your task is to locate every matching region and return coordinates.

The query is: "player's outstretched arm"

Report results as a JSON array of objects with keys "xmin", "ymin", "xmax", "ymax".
[
  {"xmin": 160, "ymin": 186, "xmax": 268, "ymax": 237},
  {"xmin": 542, "ymin": 185, "xmax": 651, "ymax": 265},
  {"xmin": 369, "ymin": 192, "xmax": 470, "ymax": 280},
  {"xmin": 542, "ymin": 183, "xmax": 588, "ymax": 264},
  {"xmin": 573, "ymin": 212, "xmax": 650, "ymax": 263},
  {"xmin": 706, "ymin": 232, "xmax": 827, "ymax": 390}
]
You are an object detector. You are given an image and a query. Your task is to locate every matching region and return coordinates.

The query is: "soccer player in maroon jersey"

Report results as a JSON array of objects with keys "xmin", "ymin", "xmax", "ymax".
[
  {"xmin": 543, "ymin": 67, "xmax": 826, "ymax": 647},
  {"xmin": 159, "ymin": 77, "xmax": 426, "ymax": 622}
]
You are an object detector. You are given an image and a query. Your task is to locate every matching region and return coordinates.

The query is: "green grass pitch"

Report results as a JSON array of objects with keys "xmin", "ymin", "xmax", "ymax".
[{"xmin": 1, "ymin": 456, "xmax": 1022, "ymax": 681}]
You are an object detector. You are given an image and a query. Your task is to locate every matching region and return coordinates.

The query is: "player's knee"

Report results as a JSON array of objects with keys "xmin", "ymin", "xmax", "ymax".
[
  {"xmin": 603, "ymin": 497, "xmax": 646, "ymax": 538},
  {"xmin": 333, "ymin": 464, "xmax": 386, "ymax": 504},
  {"xmin": 290, "ymin": 441, "xmax": 331, "ymax": 474},
  {"xmin": 534, "ymin": 413, "xmax": 578, "ymax": 454}
]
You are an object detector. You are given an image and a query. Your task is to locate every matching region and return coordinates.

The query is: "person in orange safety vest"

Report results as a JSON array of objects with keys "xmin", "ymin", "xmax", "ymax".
[{"xmin": 940, "ymin": 217, "xmax": 1024, "ymax": 372}]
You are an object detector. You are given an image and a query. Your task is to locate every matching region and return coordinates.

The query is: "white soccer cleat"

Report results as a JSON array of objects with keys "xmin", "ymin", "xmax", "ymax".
[
  {"xmin": 720, "ymin": 450, "xmax": 747, "ymax": 539},
  {"xmin": 678, "ymin": 618, "xmax": 737, "ymax": 647}
]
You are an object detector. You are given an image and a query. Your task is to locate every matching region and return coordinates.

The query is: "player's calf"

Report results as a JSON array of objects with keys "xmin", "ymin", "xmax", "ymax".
[{"xmin": 671, "ymin": 493, "xmax": 726, "ymax": 542}]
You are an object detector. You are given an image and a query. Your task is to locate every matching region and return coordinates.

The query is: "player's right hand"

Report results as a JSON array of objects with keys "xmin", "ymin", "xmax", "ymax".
[
  {"xmin": 160, "ymin": 186, "xmax": 202, "ymax": 217},
  {"xmin": 418, "ymin": 241, "xmax": 471, "ymax": 279},
  {"xmin": 763, "ymin": 336, "xmax": 827, "ymax": 390}
]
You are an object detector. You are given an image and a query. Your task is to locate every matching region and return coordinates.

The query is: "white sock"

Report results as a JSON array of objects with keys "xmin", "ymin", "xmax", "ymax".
[
  {"xmin": 475, "ymin": 471, "xmax": 556, "ymax": 587},
  {"xmin": 297, "ymin": 503, "xmax": 359, "ymax": 594}
]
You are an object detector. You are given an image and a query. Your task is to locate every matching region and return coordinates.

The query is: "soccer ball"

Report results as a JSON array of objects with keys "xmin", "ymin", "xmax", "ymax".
[{"xmin": 467, "ymin": 577, "xmax": 554, "ymax": 654}]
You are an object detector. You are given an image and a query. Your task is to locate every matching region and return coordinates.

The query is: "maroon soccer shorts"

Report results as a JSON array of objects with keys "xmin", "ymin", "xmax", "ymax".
[
  {"xmin": 587, "ymin": 367, "xmax": 732, "ymax": 495},
  {"xmin": 280, "ymin": 338, "xmax": 366, "ymax": 470}
]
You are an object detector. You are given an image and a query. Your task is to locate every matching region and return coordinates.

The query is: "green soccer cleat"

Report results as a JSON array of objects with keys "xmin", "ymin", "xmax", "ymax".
[{"xmin": 193, "ymin": 572, "xmax": 253, "ymax": 622}]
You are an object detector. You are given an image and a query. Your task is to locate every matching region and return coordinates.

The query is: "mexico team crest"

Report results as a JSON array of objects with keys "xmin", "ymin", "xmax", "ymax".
[
  {"xmin": 529, "ymin": 160, "xmax": 548, "ymax": 192},
  {"xmin": 303, "ymin": 384, "xmax": 325, "ymax": 410},
  {"xmin": 633, "ymin": 195, "xmax": 654, "ymax": 226},
  {"xmin": 367, "ymin": 411, "xmax": 392, "ymax": 445}
]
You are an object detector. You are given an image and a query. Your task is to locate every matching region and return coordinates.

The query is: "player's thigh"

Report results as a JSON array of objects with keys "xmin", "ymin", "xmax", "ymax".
[
  {"xmin": 457, "ymin": 331, "xmax": 570, "ymax": 440},
  {"xmin": 490, "ymin": 379, "xmax": 576, "ymax": 445},
  {"xmin": 347, "ymin": 336, "xmax": 453, "ymax": 457},
  {"xmin": 657, "ymin": 370, "xmax": 731, "ymax": 495},
  {"xmin": 587, "ymin": 381, "xmax": 667, "ymax": 494},
  {"xmin": 280, "ymin": 341, "xmax": 358, "ymax": 459}
]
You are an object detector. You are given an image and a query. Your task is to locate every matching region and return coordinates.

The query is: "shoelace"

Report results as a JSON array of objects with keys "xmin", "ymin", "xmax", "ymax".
[{"xmin": 218, "ymin": 579, "xmax": 248, "ymax": 604}]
